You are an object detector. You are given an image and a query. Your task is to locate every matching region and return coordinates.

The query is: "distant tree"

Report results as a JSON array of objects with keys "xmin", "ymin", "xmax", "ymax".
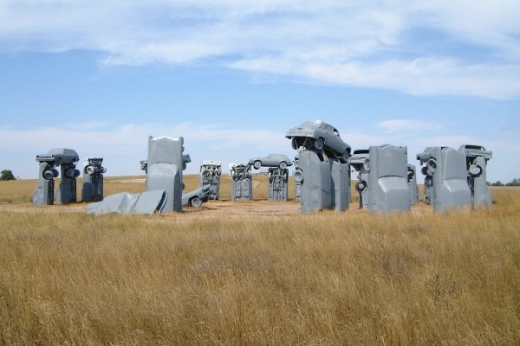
[
  {"xmin": 490, "ymin": 181, "xmax": 504, "ymax": 186},
  {"xmin": 0, "ymin": 169, "xmax": 16, "ymax": 181},
  {"xmin": 506, "ymin": 178, "xmax": 520, "ymax": 186}
]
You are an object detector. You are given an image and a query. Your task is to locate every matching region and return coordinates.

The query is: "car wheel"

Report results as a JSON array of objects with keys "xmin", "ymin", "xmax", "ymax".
[
  {"xmin": 254, "ymin": 160, "xmax": 262, "ymax": 169},
  {"xmin": 427, "ymin": 158, "xmax": 437, "ymax": 175},
  {"xmin": 279, "ymin": 161, "xmax": 287, "ymax": 169},
  {"xmin": 294, "ymin": 170, "xmax": 304, "ymax": 183},
  {"xmin": 469, "ymin": 164, "xmax": 482, "ymax": 177},
  {"xmin": 85, "ymin": 165, "xmax": 95, "ymax": 175},
  {"xmin": 43, "ymin": 169, "xmax": 54, "ymax": 180},
  {"xmin": 355, "ymin": 180, "xmax": 367, "ymax": 192},
  {"xmin": 314, "ymin": 137, "xmax": 324, "ymax": 150},
  {"xmin": 190, "ymin": 197, "xmax": 203, "ymax": 208},
  {"xmin": 65, "ymin": 168, "xmax": 76, "ymax": 178},
  {"xmin": 407, "ymin": 168, "xmax": 415, "ymax": 182}
]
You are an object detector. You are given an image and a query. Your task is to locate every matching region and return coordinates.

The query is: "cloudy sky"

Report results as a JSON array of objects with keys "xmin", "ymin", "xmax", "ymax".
[{"xmin": 1, "ymin": 0, "xmax": 519, "ymax": 183}]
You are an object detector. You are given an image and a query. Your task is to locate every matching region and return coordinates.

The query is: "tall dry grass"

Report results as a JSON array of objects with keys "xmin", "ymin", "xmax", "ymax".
[{"xmin": 1, "ymin": 179, "xmax": 519, "ymax": 345}]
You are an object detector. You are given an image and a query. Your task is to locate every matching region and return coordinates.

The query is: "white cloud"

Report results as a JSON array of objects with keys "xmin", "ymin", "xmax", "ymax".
[
  {"xmin": 0, "ymin": 122, "xmax": 288, "ymax": 154},
  {"xmin": 1, "ymin": 1, "xmax": 519, "ymax": 98},
  {"xmin": 0, "ymin": 122, "xmax": 293, "ymax": 178}
]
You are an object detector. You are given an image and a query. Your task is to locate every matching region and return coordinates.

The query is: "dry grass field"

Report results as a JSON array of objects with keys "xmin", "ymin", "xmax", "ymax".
[{"xmin": 1, "ymin": 175, "xmax": 519, "ymax": 345}]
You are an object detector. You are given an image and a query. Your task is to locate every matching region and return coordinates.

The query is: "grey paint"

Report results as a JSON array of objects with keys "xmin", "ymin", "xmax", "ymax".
[
  {"xmin": 368, "ymin": 145, "xmax": 410, "ymax": 212},
  {"xmin": 86, "ymin": 189, "xmax": 167, "ymax": 215},
  {"xmin": 408, "ymin": 164, "xmax": 419, "ymax": 205},
  {"xmin": 298, "ymin": 150, "xmax": 332, "ymax": 213},
  {"xmin": 33, "ymin": 159, "xmax": 57, "ymax": 205},
  {"xmin": 231, "ymin": 164, "xmax": 252, "ymax": 200},
  {"xmin": 286, "ymin": 120, "xmax": 351, "ymax": 162},
  {"xmin": 82, "ymin": 157, "xmax": 106, "ymax": 202},
  {"xmin": 268, "ymin": 168, "xmax": 289, "ymax": 201},
  {"xmin": 293, "ymin": 155, "xmax": 301, "ymax": 201},
  {"xmin": 350, "ymin": 149, "xmax": 370, "ymax": 209},
  {"xmin": 182, "ymin": 184, "xmax": 211, "ymax": 207},
  {"xmin": 459, "ymin": 144, "xmax": 493, "ymax": 208},
  {"xmin": 33, "ymin": 148, "xmax": 80, "ymax": 205},
  {"xmin": 417, "ymin": 146, "xmax": 472, "ymax": 212},
  {"xmin": 51, "ymin": 148, "xmax": 81, "ymax": 205},
  {"xmin": 199, "ymin": 160, "xmax": 222, "ymax": 200},
  {"xmin": 351, "ymin": 145, "xmax": 410, "ymax": 213},
  {"xmin": 141, "ymin": 136, "xmax": 190, "ymax": 212},
  {"xmin": 330, "ymin": 160, "xmax": 351, "ymax": 211},
  {"xmin": 287, "ymin": 120, "xmax": 351, "ymax": 213},
  {"xmin": 249, "ymin": 154, "xmax": 293, "ymax": 170}
]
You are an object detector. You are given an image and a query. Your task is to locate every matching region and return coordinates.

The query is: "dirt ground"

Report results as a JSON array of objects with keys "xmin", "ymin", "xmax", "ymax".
[{"xmin": 0, "ymin": 198, "xmax": 436, "ymax": 221}]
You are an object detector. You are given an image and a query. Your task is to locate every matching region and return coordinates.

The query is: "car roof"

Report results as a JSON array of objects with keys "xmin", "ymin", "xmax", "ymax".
[{"xmin": 299, "ymin": 120, "xmax": 338, "ymax": 132}]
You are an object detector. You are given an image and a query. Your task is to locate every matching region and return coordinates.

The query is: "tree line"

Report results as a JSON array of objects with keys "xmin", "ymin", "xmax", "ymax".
[
  {"xmin": 488, "ymin": 178, "xmax": 520, "ymax": 187},
  {"xmin": 0, "ymin": 169, "xmax": 16, "ymax": 181}
]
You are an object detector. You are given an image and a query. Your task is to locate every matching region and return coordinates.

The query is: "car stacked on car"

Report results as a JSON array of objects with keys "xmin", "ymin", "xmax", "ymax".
[{"xmin": 285, "ymin": 120, "xmax": 351, "ymax": 163}]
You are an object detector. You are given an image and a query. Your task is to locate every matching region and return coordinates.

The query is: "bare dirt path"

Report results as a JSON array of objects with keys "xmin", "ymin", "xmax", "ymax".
[
  {"xmin": 0, "ymin": 199, "xmax": 435, "ymax": 222},
  {"xmin": 0, "ymin": 200, "xmax": 303, "ymax": 218}
]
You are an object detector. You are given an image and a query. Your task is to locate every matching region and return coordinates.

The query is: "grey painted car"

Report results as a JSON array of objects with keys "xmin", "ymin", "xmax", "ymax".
[
  {"xmin": 285, "ymin": 120, "xmax": 351, "ymax": 162},
  {"xmin": 248, "ymin": 154, "xmax": 293, "ymax": 170},
  {"xmin": 182, "ymin": 184, "xmax": 211, "ymax": 207}
]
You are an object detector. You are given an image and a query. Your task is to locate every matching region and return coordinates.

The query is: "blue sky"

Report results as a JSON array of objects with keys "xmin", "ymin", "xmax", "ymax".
[{"xmin": 1, "ymin": 0, "xmax": 519, "ymax": 183}]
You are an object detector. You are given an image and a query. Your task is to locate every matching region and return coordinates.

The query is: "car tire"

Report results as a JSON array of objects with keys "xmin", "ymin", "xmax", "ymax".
[
  {"xmin": 65, "ymin": 168, "xmax": 76, "ymax": 178},
  {"xmin": 427, "ymin": 158, "xmax": 437, "ymax": 175},
  {"xmin": 190, "ymin": 197, "xmax": 203, "ymax": 208},
  {"xmin": 469, "ymin": 164, "xmax": 482, "ymax": 177},
  {"xmin": 314, "ymin": 137, "xmax": 324, "ymax": 151},
  {"xmin": 407, "ymin": 168, "xmax": 415, "ymax": 182},
  {"xmin": 254, "ymin": 160, "xmax": 262, "ymax": 170},
  {"xmin": 355, "ymin": 180, "xmax": 367, "ymax": 192},
  {"xmin": 85, "ymin": 165, "xmax": 95, "ymax": 175},
  {"xmin": 294, "ymin": 170, "xmax": 304, "ymax": 183},
  {"xmin": 43, "ymin": 169, "xmax": 54, "ymax": 180},
  {"xmin": 279, "ymin": 161, "xmax": 287, "ymax": 169}
]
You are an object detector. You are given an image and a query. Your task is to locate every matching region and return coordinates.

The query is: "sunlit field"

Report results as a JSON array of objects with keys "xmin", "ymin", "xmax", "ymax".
[{"xmin": 1, "ymin": 176, "xmax": 519, "ymax": 345}]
